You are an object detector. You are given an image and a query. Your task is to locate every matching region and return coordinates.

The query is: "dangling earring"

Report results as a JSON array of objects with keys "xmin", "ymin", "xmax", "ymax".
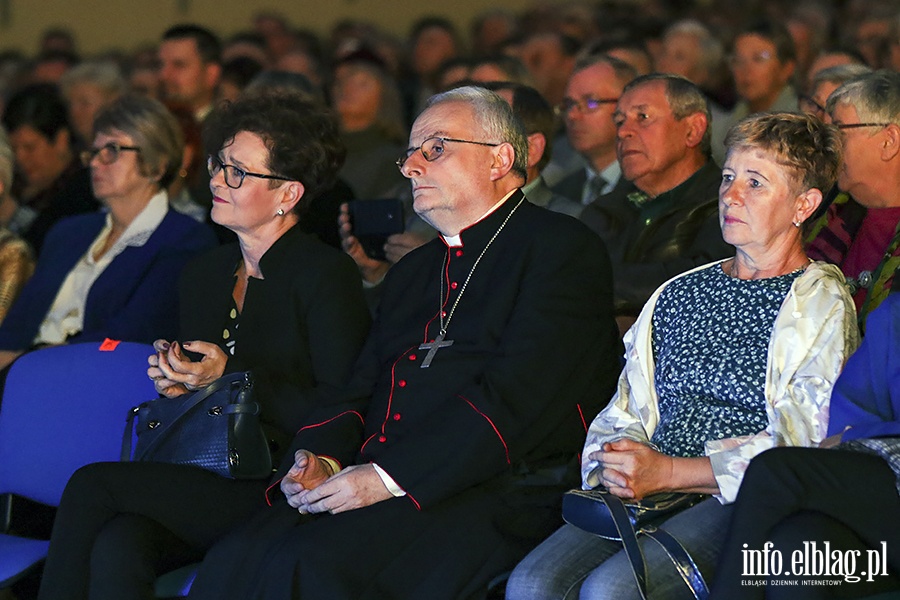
[{"xmin": 277, "ymin": 208, "xmax": 285, "ymax": 216}]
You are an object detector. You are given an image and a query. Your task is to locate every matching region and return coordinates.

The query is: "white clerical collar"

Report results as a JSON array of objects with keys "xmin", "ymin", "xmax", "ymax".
[{"xmin": 441, "ymin": 189, "xmax": 518, "ymax": 247}]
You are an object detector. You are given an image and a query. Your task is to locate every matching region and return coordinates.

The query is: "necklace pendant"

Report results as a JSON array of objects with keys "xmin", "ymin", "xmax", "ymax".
[{"xmin": 418, "ymin": 331, "xmax": 454, "ymax": 368}]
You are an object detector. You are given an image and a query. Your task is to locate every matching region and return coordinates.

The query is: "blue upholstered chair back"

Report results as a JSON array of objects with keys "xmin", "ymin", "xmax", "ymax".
[
  {"xmin": 0, "ymin": 341, "xmax": 156, "ymax": 505},
  {"xmin": 0, "ymin": 341, "xmax": 155, "ymax": 587}
]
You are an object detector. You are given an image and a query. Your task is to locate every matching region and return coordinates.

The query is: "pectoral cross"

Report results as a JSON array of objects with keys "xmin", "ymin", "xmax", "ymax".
[{"xmin": 418, "ymin": 331, "xmax": 454, "ymax": 368}]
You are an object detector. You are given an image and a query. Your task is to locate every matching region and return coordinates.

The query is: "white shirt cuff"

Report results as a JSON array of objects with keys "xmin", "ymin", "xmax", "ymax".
[{"xmin": 372, "ymin": 463, "xmax": 406, "ymax": 497}]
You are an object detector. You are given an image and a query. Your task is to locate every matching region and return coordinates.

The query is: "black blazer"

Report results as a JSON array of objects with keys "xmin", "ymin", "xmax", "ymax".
[{"xmin": 178, "ymin": 224, "xmax": 371, "ymax": 459}]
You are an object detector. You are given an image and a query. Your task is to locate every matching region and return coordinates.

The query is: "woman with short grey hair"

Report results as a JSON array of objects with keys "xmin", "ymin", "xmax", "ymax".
[{"xmin": 0, "ymin": 94, "xmax": 216, "ymax": 371}]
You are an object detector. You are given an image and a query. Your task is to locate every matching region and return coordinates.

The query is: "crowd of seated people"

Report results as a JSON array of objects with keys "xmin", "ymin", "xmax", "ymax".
[{"xmin": 0, "ymin": 2, "xmax": 896, "ymax": 598}]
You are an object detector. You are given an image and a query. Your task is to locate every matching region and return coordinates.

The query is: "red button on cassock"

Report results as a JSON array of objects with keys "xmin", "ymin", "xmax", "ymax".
[
  {"xmin": 378, "ymin": 435, "xmax": 387, "ymax": 442},
  {"xmin": 398, "ymin": 380, "xmax": 407, "ymax": 387},
  {"xmin": 450, "ymin": 282, "xmax": 458, "ymax": 289},
  {"xmin": 393, "ymin": 413, "xmax": 402, "ymax": 421},
  {"xmin": 455, "ymin": 250, "xmax": 463, "ymax": 257},
  {"xmin": 408, "ymin": 354, "xmax": 417, "ymax": 361}
]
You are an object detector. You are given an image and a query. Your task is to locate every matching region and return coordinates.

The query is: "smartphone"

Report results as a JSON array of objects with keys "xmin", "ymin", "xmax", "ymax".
[{"xmin": 348, "ymin": 198, "xmax": 405, "ymax": 261}]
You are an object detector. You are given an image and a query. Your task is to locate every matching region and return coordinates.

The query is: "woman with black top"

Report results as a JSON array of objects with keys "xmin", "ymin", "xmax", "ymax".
[{"xmin": 37, "ymin": 92, "xmax": 371, "ymax": 600}]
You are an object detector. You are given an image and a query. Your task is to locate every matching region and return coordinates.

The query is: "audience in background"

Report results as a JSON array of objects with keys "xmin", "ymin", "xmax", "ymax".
[
  {"xmin": 0, "ymin": 132, "xmax": 34, "ymax": 326},
  {"xmin": 469, "ymin": 54, "xmax": 532, "ymax": 86},
  {"xmin": 218, "ymin": 56, "xmax": 265, "ymax": 103},
  {"xmin": 470, "ymin": 9, "xmax": 518, "ymax": 57},
  {"xmin": 157, "ymin": 24, "xmax": 221, "ymax": 123},
  {"xmin": 29, "ymin": 50, "xmax": 79, "ymax": 85},
  {"xmin": 59, "ymin": 60, "xmax": 127, "ymax": 149},
  {"xmin": 711, "ymin": 20, "xmax": 799, "ymax": 165},
  {"xmin": 0, "ymin": 94, "xmax": 215, "ymax": 372},
  {"xmin": 805, "ymin": 47, "xmax": 867, "ymax": 90},
  {"xmin": 331, "ymin": 48, "xmax": 407, "ymax": 200},
  {"xmin": 406, "ymin": 17, "xmax": 460, "ymax": 116},
  {"xmin": 518, "ymin": 30, "xmax": 579, "ymax": 108},
  {"xmin": 1, "ymin": 83, "xmax": 98, "ymax": 253},
  {"xmin": 485, "ymin": 81, "xmax": 581, "ymax": 218},
  {"xmin": 552, "ymin": 54, "xmax": 637, "ymax": 214},
  {"xmin": 220, "ymin": 32, "xmax": 270, "ymax": 69},
  {"xmin": 799, "ymin": 63, "xmax": 872, "ymax": 122},
  {"xmin": 656, "ymin": 19, "xmax": 729, "ymax": 123}
]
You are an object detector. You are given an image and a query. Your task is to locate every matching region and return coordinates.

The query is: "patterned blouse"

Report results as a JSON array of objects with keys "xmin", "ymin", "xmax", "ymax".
[
  {"xmin": 649, "ymin": 265, "xmax": 802, "ymax": 457},
  {"xmin": 583, "ymin": 261, "xmax": 858, "ymax": 503}
]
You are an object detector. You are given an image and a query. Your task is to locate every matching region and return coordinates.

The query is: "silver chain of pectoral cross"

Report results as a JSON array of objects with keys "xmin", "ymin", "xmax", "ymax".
[{"xmin": 419, "ymin": 196, "xmax": 525, "ymax": 368}]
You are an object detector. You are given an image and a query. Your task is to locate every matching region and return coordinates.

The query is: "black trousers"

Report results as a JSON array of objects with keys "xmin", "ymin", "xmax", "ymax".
[
  {"xmin": 37, "ymin": 461, "xmax": 269, "ymax": 600},
  {"xmin": 711, "ymin": 447, "xmax": 900, "ymax": 600}
]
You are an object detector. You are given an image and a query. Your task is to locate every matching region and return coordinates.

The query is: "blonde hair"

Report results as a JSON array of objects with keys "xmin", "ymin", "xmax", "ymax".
[{"xmin": 725, "ymin": 112, "xmax": 842, "ymax": 193}]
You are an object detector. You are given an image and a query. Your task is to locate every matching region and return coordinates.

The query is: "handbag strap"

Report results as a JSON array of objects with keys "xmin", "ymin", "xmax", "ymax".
[
  {"xmin": 643, "ymin": 527, "xmax": 709, "ymax": 600},
  {"xmin": 120, "ymin": 371, "xmax": 254, "ymax": 461},
  {"xmin": 602, "ymin": 493, "xmax": 649, "ymax": 600}
]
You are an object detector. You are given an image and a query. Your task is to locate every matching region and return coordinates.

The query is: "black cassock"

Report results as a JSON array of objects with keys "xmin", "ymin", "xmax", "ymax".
[{"xmin": 189, "ymin": 191, "xmax": 622, "ymax": 600}]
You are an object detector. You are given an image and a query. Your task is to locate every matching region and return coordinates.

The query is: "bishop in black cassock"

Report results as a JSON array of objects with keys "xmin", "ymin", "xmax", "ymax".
[{"xmin": 188, "ymin": 86, "xmax": 621, "ymax": 600}]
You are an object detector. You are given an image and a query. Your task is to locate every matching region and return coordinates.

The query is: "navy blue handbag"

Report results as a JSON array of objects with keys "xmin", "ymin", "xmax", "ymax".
[{"xmin": 121, "ymin": 371, "xmax": 272, "ymax": 480}]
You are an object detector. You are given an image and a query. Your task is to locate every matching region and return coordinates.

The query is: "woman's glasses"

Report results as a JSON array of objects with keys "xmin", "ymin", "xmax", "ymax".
[
  {"xmin": 207, "ymin": 155, "xmax": 291, "ymax": 189},
  {"xmin": 80, "ymin": 142, "xmax": 141, "ymax": 167}
]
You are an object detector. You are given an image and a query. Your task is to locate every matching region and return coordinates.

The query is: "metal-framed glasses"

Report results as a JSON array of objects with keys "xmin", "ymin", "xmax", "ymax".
[
  {"xmin": 798, "ymin": 95, "xmax": 827, "ymax": 117},
  {"xmin": 555, "ymin": 97, "xmax": 619, "ymax": 116},
  {"xmin": 80, "ymin": 142, "xmax": 141, "ymax": 167},
  {"xmin": 207, "ymin": 155, "xmax": 291, "ymax": 189},
  {"xmin": 395, "ymin": 136, "xmax": 500, "ymax": 170},
  {"xmin": 728, "ymin": 51, "xmax": 775, "ymax": 68},
  {"xmin": 835, "ymin": 122, "xmax": 892, "ymax": 130}
]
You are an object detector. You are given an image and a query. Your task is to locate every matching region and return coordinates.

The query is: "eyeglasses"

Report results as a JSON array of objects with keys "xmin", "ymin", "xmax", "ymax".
[
  {"xmin": 80, "ymin": 142, "xmax": 141, "ymax": 167},
  {"xmin": 555, "ymin": 97, "xmax": 619, "ymax": 116},
  {"xmin": 835, "ymin": 122, "xmax": 892, "ymax": 130},
  {"xmin": 395, "ymin": 136, "xmax": 500, "ymax": 170},
  {"xmin": 728, "ymin": 51, "xmax": 775, "ymax": 68},
  {"xmin": 798, "ymin": 95, "xmax": 826, "ymax": 116},
  {"xmin": 207, "ymin": 155, "xmax": 291, "ymax": 189}
]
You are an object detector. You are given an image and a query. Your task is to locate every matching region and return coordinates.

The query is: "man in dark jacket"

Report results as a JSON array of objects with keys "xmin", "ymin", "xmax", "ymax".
[{"xmin": 581, "ymin": 74, "xmax": 732, "ymax": 332}]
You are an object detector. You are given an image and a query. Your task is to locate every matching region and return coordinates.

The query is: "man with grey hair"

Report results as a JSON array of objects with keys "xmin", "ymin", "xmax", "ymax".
[
  {"xmin": 799, "ymin": 63, "xmax": 872, "ymax": 120},
  {"xmin": 808, "ymin": 70, "xmax": 900, "ymax": 330},
  {"xmin": 581, "ymin": 73, "xmax": 732, "ymax": 333},
  {"xmin": 187, "ymin": 86, "xmax": 621, "ymax": 599}
]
